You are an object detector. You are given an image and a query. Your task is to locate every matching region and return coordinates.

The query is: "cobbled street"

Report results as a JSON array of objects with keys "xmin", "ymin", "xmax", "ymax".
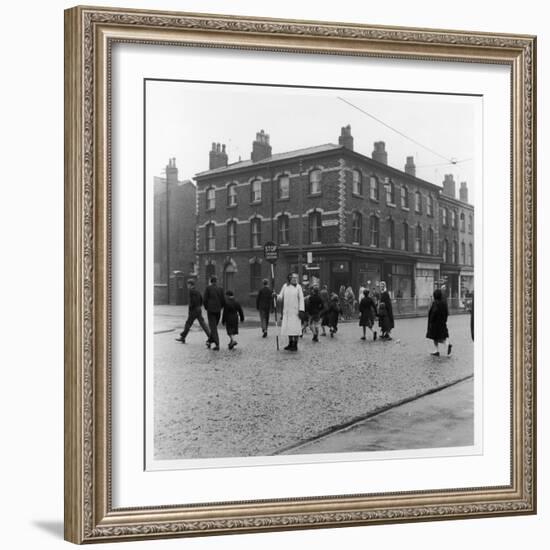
[{"xmin": 153, "ymin": 312, "xmax": 473, "ymax": 460}]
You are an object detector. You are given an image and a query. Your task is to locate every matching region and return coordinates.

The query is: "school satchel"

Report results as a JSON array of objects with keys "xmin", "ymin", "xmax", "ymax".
[{"xmin": 298, "ymin": 310, "xmax": 307, "ymax": 321}]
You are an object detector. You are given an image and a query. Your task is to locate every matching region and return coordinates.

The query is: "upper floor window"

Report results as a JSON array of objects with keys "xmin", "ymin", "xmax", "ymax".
[
  {"xmin": 309, "ymin": 169, "xmax": 322, "ymax": 195},
  {"xmin": 401, "ymin": 222, "xmax": 409, "ymax": 251},
  {"xmin": 387, "ymin": 219, "xmax": 395, "ymax": 249},
  {"xmin": 227, "ymin": 183, "xmax": 237, "ymax": 207},
  {"xmin": 427, "ymin": 227, "xmax": 434, "ymax": 254},
  {"xmin": 206, "ymin": 223, "xmax": 215, "ymax": 251},
  {"xmin": 369, "ymin": 176, "xmax": 379, "ymax": 201},
  {"xmin": 461, "ymin": 241, "xmax": 466, "ymax": 264},
  {"xmin": 468, "ymin": 214, "xmax": 473, "ymax": 233},
  {"xmin": 278, "ymin": 215, "xmax": 289, "ymax": 245},
  {"xmin": 206, "ymin": 187, "xmax": 216, "ymax": 211},
  {"xmin": 468, "ymin": 243, "xmax": 474, "ymax": 265},
  {"xmin": 415, "ymin": 191, "xmax": 422, "ymax": 213},
  {"xmin": 451, "ymin": 210, "xmax": 457, "ymax": 229},
  {"xmin": 452, "ymin": 240, "xmax": 458, "ymax": 264},
  {"xmin": 401, "ymin": 185, "xmax": 409, "ymax": 209},
  {"xmin": 309, "ymin": 211, "xmax": 322, "ymax": 243},
  {"xmin": 386, "ymin": 180, "xmax": 395, "ymax": 205},
  {"xmin": 369, "ymin": 215, "xmax": 379, "ymax": 247},
  {"xmin": 442, "ymin": 207, "xmax": 448, "ymax": 226},
  {"xmin": 278, "ymin": 175, "xmax": 290, "ymax": 200},
  {"xmin": 227, "ymin": 221, "xmax": 237, "ymax": 250},
  {"xmin": 352, "ymin": 212, "xmax": 362, "ymax": 244},
  {"xmin": 427, "ymin": 195, "xmax": 434, "ymax": 216},
  {"xmin": 352, "ymin": 170, "xmax": 362, "ymax": 196},
  {"xmin": 415, "ymin": 224, "xmax": 422, "ymax": 253},
  {"xmin": 250, "ymin": 179, "xmax": 262, "ymax": 203},
  {"xmin": 251, "ymin": 217, "xmax": 262, "ymax": 248},
  {"xmin": 442, "ymin": 239, "xmax": 449, "ymax": 263},
  {"xmin": 460, "ymin": 212, "xmax": 466, "ymax": 232}
]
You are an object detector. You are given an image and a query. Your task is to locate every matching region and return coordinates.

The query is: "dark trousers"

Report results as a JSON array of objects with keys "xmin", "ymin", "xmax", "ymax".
[
  {"xmin": 259, "ymin": 308, "xmax": 270, "ymax": 332},
  {"xmin": 180, "ymin": 309, "xmax": 210, "ymax": 340},
  {"xmin": 207, "ymin": 311, "xmax": 221, "ymax": 346}
]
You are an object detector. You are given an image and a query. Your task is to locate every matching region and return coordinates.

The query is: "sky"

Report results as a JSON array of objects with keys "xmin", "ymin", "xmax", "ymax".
[{"xmin": 145, "ymin": 80, "xmax": 479, "ymax": 203}]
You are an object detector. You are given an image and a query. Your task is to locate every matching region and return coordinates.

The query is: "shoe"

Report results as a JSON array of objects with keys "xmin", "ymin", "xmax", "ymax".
[
  {"xmin": 430, "ymin": 351, "xmax": 440, "ymax": 356},
  {"xmin": 330, "ymin": 331, "xmax": 334, "ymax": 338},
  {"xmin": 447, "ymin": 343, "xmax": 453, "ymax": 356},
  {"xmin": 212, "ymin": 345, "xmax": 220, "ymax": 351},
  {"xmin": 321, "ymin": 332, "xmax": 327, "ymax": 337},
  {"xmin": 284, "ymin": 344, "xmax": 292, "ymax": 350},
  {"xmin": 373, "ymin": 331, "xmax": 377, "ymax": 341},
  {"xmin": 262, "ymin": 331, "xmax": 267, "ymax": 338},
  {"xmin": 360, "ymin": 336, "xmax": 366, "ymax": 341},
  {"xmin": 175, "ymin": 337, "xmax": 185, "ymax": 343},
  {"xmin": 312, "ymin": 335, "xmax": 318, "ymax": 342},
  {"xmin": 205, "ymin": 339, "xmax": 211, "ymax": 349},
  {"xmin": 233, "ymin": 341, "xmax": 238, "ymax": 348}
]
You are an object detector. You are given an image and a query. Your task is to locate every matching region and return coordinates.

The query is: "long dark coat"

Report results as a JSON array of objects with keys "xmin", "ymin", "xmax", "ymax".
[
  {"xmin": 426, "ymin": 299, "xmax": 449, "ymax": 342},
  {"xmin": 359, "ymin": 296, "xmax": 377, "ymax": 327},
  {"xmin": 222, "ymin": 299, "xmax": 244, "ymax": 335},
  {"xmin": 380, "ymin": 291, "xmax": 394, "ymax": 329}
]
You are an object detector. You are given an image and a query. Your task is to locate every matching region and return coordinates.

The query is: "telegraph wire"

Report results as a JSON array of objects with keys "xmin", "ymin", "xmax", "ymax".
[{"xmin": 337, "ymin": 96, "xmax": 467, "ymax": 165}]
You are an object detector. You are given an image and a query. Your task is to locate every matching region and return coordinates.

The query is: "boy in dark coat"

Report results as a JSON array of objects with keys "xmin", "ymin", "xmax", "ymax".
[
  {"xmin": 203, "ymin": 276, "xmax": 225, "ymax": 350},
  {"xmin": 306, "ymin": 286, "xmax": 324, "ymax": 342},
  {"xmin": 221, "ymin": 290, "xmax": 244, "ymax": 350},
  {"xmin": 426, "ymin": 288, "xmax": 452, "ymax": 356},
  {"xmin": 256, "ymin": 278, "xmax": 273, "ymax": 338},
  {"xmin": 319, "ymin": 285, "xmax": 330, "ymax": 336},
  {"xmin": 359, "ymin": 289, "xmax": 377, "ymax": 341},
  {"xmin": 327, "ymin": 294, "xmax": 341, "ymax": 337},
  {"xmin": 175, "ymin": 280, "xmax": 211, "ymax": 344}
]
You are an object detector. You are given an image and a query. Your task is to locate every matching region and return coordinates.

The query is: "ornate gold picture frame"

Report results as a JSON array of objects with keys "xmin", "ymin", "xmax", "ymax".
[{"xmin": 64, "ymin": 5, "xmax": 536, "ymax": 544}]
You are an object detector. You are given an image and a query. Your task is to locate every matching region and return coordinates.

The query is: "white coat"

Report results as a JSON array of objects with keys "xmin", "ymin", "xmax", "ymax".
[{"xmin": 278, "ymin": 283, "xmax": 305, "ymax": 336}]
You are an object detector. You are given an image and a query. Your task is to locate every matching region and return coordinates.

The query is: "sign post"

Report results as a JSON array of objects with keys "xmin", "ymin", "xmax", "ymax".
[{"xmin": 263, "ymin": 242, "xmax": 279, "ymax": 350}]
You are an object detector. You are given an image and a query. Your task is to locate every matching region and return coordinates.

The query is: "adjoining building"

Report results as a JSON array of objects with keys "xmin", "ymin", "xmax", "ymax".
[
  {"xmin": 188, "ymin": 126, "xmax": 474, "ymax": 308},
  {"xmin": 153, "ymin": 158, "xmax": 197, "ymax": 305}
]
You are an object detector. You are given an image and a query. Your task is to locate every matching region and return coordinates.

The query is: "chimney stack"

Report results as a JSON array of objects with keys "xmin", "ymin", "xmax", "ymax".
[
  {"xmin": 166, "ymin": 157, "xmax": 178, "ymax": 184},
  {"xmin": 404, "ymin": 156, "xmax": 416, "ymax": 177},
  {"xmin": 251, "ymin": 129, "xmax": 272, "ymax": 162},
  {"xmin": 372, "ymin": 141, "xmax": 388, "ymax": 165},
  {"xmin": 442, "ymin": 174, "xmax": 456, "ymax": 198},
  {"xmin": 338, "ymin": 124, "xmax": 354, "ymax": 150},
  {"xmin": 209, "ymin": 142, "xmax": 228, "ymax": 170},
  {"xmin": 459, "ymin": 181, "xmax": 469, "ymax": 203}
]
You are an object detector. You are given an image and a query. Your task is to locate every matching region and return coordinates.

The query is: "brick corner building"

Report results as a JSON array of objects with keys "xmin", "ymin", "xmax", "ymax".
[
  {"xmin": 154, "ymin": 158, "xmax": 197, "ymax": 305},
  {"xmin": 190, "ymin": 126, "xmax": 474, "ymax": 308}
]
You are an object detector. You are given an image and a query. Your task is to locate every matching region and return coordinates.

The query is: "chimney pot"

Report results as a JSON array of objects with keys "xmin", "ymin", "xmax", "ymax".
[{"xmin": 372, "ymin": 141, "xmax": 388, "ymax": 164}]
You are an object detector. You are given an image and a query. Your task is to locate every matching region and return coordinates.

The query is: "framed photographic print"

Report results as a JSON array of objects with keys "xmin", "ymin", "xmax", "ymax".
[{"xmin": 64, "ymin": 5, "xmax": 537, "ymax": 544}]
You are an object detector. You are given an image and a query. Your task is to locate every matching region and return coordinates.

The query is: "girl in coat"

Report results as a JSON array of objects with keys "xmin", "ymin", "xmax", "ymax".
[
  {"xmin": 378, "ymin": 302, "xmax": 392, "ymax": 340},
  {"xmin": 426, "ymin": 288, "xmax": 452, "ymax": 356},
  {"xmin": 221, "ymin": 290, "xmax": 244, "ymax": 350},
  {"xmin": 359, "ymin": 289, "xmax": 377, "ymax": 341}
]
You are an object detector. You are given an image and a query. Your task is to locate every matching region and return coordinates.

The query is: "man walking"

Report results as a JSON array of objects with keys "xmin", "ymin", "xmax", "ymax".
[
  {"xmin": 256, "ymin": 278, "xmax": 272, "ymax": 338},
  {"xmin": 203, "ymin": 276, "xmax": 225, "ymax": 351},
  {"xmin": 175, "ymin": 280, "xmax": 211, "ymax": 344}
]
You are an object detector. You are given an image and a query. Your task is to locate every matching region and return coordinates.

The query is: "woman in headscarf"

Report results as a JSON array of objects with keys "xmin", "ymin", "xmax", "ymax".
[
  {"xmin": 426, "ymin": 288, "xmax": 452, "ymax": 356},
  {"xmin": 379, "ymin": 284, "xmax": 394, "ymax": 339}
]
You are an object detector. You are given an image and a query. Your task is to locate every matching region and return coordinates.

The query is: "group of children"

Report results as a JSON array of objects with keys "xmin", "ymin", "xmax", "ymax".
[{"xmin": 301, "ymin": 287, "xmax": 393, "ymax": 341}]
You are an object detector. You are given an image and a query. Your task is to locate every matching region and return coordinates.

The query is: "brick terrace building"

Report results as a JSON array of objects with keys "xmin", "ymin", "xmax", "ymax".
[
  {"xmin": 193, "ymin": 127, "xmax": 474, "ymax": 307},
  {"xmin": 154, "ymin": 158, "xmax": 197, "ymax": 305}
]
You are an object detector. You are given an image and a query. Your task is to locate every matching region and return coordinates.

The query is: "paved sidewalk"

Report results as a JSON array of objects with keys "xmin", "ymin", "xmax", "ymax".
[{"xmin": 281, "ymin": 377, "xmax": 474, "ymax": 455}]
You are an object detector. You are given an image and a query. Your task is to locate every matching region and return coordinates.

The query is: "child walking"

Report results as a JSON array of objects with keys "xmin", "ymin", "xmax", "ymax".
[
  {"xmin": 359, "ymin": 289, "xmax": 377, "ymax": 341},
  {"xmin": 306, "ymin": 286, "xmax": 324, "ymax": 342},
  {"xmin": 327, "ymin": 294, "xmax": 341, "ymax": 337},
  {"xmin": 221, "ymin": 290, "xmax": 244, "ymax": 350}
]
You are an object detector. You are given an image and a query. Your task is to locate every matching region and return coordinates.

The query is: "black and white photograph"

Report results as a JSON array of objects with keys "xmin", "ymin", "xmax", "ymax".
[{"xmin": 146, "ymin": 80, "xmax": 478, "ymax": 466}]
